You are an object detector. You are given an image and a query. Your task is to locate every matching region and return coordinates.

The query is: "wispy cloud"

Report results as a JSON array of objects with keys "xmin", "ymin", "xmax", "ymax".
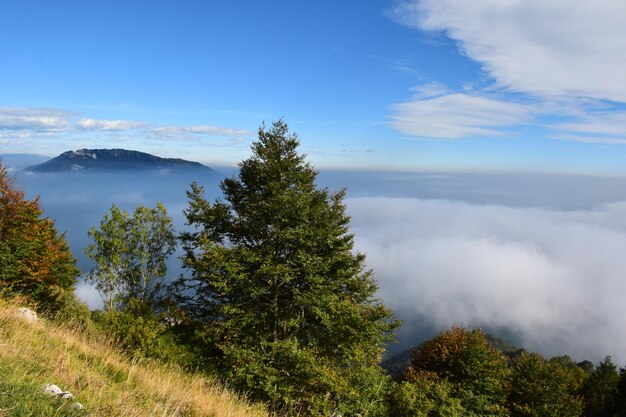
[
  {"xmin": 551, "ymin": 134, "xmax": 626, "ymax": 145},
  {"xmin": 0, "ymin": 107, "xmax": 253, "ymax": 154},
  {"xmin": 0, "ymin": 108, "xmax": 74, "ymax": 131},
  {"xmin": 76, "ymin": 118, "xmax": 148, "ymax": 131},
  {"xmin": 390, "ymin": 92, "xmax": 532, "ymax": 139},
  {"xmin": 388, "ymin": 1, "xmax": 626, "ymax": 143},
  {"xmin": 149, "ymin": 125, "xmax": 252, "ymax": 141},
  {"xmin": 555, "ymin": 111, "xmax": 626, "ymax": 137},
  {"xmin": 391, "ymin": 0, "xmax": 626, "ymax": 102}
]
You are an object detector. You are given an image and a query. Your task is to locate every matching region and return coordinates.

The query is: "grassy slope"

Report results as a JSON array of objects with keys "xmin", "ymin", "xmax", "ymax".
[{"xmin": 0, "ymin": 301, "xmax": 267, "ymax": 417}]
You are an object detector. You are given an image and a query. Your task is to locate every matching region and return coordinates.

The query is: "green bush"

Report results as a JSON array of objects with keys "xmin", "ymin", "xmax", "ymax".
[
  {"xmin": 388, "ymin": 370, "xmax": 465, "ymax": 417},
  {"xmin": 42, "ymin": 285, "xmax": 93, "ymax": 329},
  {"xmin": 92, "ymin": 299, "xmax": 163, "ymax": 355}
]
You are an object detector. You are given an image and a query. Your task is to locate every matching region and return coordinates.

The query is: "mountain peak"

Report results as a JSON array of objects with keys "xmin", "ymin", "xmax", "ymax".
[{"xmin": 26, "ymin": 149, "xmax": 213, "ymax": 173}]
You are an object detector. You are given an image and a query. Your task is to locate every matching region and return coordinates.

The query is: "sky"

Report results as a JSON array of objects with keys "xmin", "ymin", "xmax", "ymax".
[
  {"xmin": 5, "ymin": 0, "xmax": 626, "ymax": 173},
  {"xmin": 8, "ymin": 1, "xmax": 626, "ymax": 364}
]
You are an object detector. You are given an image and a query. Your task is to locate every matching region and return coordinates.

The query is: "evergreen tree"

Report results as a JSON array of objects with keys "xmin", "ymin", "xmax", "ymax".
[
  {"xmin": 583, "ymin": 356, "xmax": 619, "ymax": 417},
  {"xmin": 614, "ymin": 367, "xmax": 626, "ymax": 416},
  {"xmin": 175, "ymin": 120, "xmax": 397, "ymax": 415},
  {"xmin": 0, "ymin": 159, "xmax": 79, "ymax": 308}
]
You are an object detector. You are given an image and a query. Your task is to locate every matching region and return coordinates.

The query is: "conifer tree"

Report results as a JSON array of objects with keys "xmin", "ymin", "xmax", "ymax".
[
  {"xmin": 0, "ymin": 159, "xmax": 79, "ymax": 307},
  {"xmin": 176, "ymin": 120, "xmax": 397, "ymax": 415},
  {"xmin": 583, "ymin": 356, "xmax": 620, "ymax": 417}
]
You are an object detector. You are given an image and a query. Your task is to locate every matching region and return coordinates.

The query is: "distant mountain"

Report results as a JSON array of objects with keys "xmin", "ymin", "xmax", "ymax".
[{"xmin": 25, "ymin": 149, "xmax": 213, "ymax": 173}]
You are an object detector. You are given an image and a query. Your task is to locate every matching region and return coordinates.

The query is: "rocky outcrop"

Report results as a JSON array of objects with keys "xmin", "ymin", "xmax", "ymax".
[{"xmin": 16, "ymin": 307, "xmax": 37, "ymax": 323}]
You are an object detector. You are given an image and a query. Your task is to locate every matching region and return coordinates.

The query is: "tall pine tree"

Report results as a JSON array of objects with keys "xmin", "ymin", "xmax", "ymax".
[{"xmin": 176, "ymin": 120, "xmax": 397, "ymax": 416}]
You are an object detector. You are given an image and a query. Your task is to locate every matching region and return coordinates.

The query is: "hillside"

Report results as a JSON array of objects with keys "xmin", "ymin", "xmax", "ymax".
[
  {"xmin": 0, "ymin": 300, "xmax": 267, "ymax": 417},
  {"xmin": 25, "ymin": 149, "xmax": 214, "ymax": 173}
]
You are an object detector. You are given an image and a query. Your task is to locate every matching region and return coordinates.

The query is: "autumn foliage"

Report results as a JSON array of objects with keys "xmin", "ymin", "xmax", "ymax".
[
  {"xmin": 0, "ymin": 160, "xmax": 79, "ymax": 307},
  {"xmin": 407, "ymin": 326, "xmax": 511, "ymax": 416}
]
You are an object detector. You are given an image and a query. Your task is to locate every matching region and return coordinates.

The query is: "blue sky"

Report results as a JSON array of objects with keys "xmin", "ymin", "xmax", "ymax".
[{"xmin": 4, "ymin": 0, "xmax": 626, "ymax": 173}]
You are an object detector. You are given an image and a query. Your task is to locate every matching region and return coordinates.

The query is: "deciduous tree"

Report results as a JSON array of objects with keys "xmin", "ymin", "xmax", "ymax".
[
  {"xmin": 390, "ymin": 370, "xmax": 466, "ymax": 417},
  {"xmin": 508, "ymin": 352, "xmax": 583, "ymax": 417},
  {"xmin": 409, "ymin": 326, "xmax": 510, "ymax": 417},
  {"xmin": 85, "ymin": 202, "xmax": 175, "ymax": 311},
  {"xmin": 0, "ymin": 160, "xmax": 79, "ymax": 308}
]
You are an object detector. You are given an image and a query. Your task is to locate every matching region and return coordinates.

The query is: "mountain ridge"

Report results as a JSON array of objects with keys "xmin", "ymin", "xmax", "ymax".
[{"xmin": 25, "ymin": 149, "xmax": 213, "ymax": 173}]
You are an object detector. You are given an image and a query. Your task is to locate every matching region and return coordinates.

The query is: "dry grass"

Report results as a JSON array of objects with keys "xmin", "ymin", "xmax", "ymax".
[{"xmin": 0, "ymin": 300, "xmax": 267, "ymax": 417}]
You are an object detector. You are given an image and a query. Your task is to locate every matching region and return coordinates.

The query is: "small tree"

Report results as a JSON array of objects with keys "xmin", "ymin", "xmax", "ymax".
[
  {"xmin": 614, "ymin": 367, "xmax": 626, "ymax": 416},
  {"xmin": 582, "ymin": 356, "xmax": 620, "ymax": 417},
  {"xmin": 409, "ymin": 326, "xmax": 510, "ymax": 417},
  {"xmin": 85, "ymin": 202, "xmax": 175, "ymax": 311},
  {"xmin": 390, "ymin": 370, "xmax": 466, "ymax": 417},
  {"xmin": 0, "ymin": 159, "xmax": 79, "ymax": 308},
  {"xmin": 508, "ymin": 352, "xmax": 583, "ymax": 417},
  {"xmin": 175, "ymin": 120, "xmax": 398, "ymax": 415}
]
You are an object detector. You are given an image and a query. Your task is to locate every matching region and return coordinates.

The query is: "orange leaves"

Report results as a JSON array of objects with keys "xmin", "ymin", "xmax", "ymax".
[{"xmin": 0, "ymin": 160, "xmax": 79, "ymax": 304}]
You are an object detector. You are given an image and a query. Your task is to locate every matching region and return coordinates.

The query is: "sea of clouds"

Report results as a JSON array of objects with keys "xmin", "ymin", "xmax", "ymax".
[
  {"xmin": 12, "ymin": 167, "xmax": 626, "ymax": 364},
  {"xmin": 348, "ymin": 197, "xmax": 626, "ymax": 363}
]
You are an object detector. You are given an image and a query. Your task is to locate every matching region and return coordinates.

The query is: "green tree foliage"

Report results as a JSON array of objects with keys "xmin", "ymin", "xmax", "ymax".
[
  {"xmin": 0, "ymin": 159, "xmax": 79, "ymax": 308},
  {"xmin": 583, "ymin": 356, "xmax": 620, "ymax": 417},
  {"xmin": 408, "ymin": 326, "xmax": 510, "ymax": 417},
  {"xmin": 85, "ymin": 202, "xmax": 176, "ymax": 311},
  {"xmin": 389, "ymin": 370, "xmax": 466, "ymax": 417},
  {"xmin": 175, "ymin": 120, "xmax": 398, "ymax": 415},
  {"xmin": 508, "ymin": 352, "xmax": 583, "ymax": 417},
  {"xmin": 614, "ymin": 367, "xmax": 626, "ymax": 416}
]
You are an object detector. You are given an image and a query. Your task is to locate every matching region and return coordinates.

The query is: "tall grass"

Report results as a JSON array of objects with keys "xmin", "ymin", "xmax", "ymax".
[{"xmin": 0, "ymin": 300, "xmax": 267, "ymax": 417}]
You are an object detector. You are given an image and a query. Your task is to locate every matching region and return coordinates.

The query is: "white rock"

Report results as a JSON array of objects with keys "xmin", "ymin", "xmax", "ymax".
[
  {"xmin": 72, "ymin": 402, "xmax": 84, "ymax": 410},
  {"xmin": 61, "ymin": 392, "xmax": 74, "ymax": 399},
  {"xmin": 16, "ymin": 307, "xmax": 38, "ymax": 323},
  {"xmin": 43, "ymin": 383, "xmax": 62, "ymax": 396}
]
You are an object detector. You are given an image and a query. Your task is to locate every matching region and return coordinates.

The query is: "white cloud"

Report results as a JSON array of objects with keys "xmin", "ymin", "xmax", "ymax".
[
  {"xmin": 409, "ymin": 82, "xmax": 452, "ymax": 99},
  {"xmin": 149, "ymin": 125, "xmax": 253, "ymax": 141},
  {"xmin": 76, "ymin": 118, "xmax": 148, "ymax": 131},
  {"xmin": 389, "ymin": 92, "xmax": 532, "ymax": 139},
  {"xmin": 0, "ymin": 108, "xmax": 73, "ymax": 131},
  {"xmin": 556, "ymin": 111, "xmax": 626, "ymax": 136},
  {"xmin": 391, "ymin": 0, "xmax": 626, "ymax": 102},
  {"xmin": 349, "ymin": 197, "xmax": 626, "ymax": 362},
  {"xmin": 0, "ymin": 107, "xmax": 253, "ymax": 155},
  {"xmin": 551, "ymin": 134, "xmax": 626, "ymax": 145},
  {"xmin": 387, "ymin": 2, "xmax": 626, "ymax": 142},
  {"xmin": 545, "ymin": 110, "xmax": 626, "ymax": 144}
]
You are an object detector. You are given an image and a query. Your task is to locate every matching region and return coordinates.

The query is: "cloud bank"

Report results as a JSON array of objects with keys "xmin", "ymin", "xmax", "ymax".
[
  {"xmin": 15, "ymin": 167, "xmax": 626, "ymax": 364},
  {"xmin": 392, "ymin": 0, "xmax": 626, "ymax": 102},
  {"xmin": 388, "ymin": 0, "xmax": 626, "ymax": 144},
  {"xmin": 349, "ymin": 197, "xmax": 626, "ymax": 363},
  {"xmin": 0, "ymin": 107, "xmax": 253, "ymax": 155},
  {"xmin": 0, "ymin": 108, "xmax": 74, "ymax": 132},
  {"xmin": 390, "ymin": 92, "xmax": 532, "ymax": 139}
]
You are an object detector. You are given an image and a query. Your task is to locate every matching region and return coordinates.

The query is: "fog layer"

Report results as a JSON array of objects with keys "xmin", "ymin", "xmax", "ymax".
[
  {"xmin": 349, "ymin": 197, "xmax": 626, "ymax": 363},
  {"xmin": 11, "ymin": 167, "xmax": 626, "ymax": 363}
]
